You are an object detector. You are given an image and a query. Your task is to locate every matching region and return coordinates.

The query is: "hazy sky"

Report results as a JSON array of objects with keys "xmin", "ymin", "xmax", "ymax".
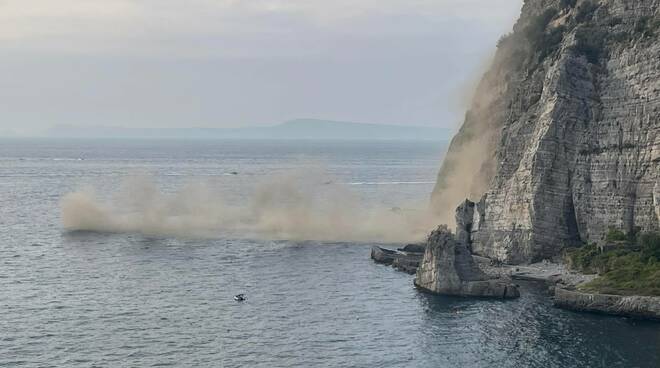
[{"xmin": 0, "ymin": 0, "xmax": 521, "ymax": 135}]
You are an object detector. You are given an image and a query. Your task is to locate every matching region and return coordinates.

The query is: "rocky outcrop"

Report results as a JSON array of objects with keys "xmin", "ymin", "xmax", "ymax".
[
  {"xmin": 455, "ymin": 200, "xmax": 475, "ymax": 251},
  {"xmin": 398, "ymin": 243, "xmax": 426, "ymax": 253},
  {"xmin": 370, "ymin": 246, "xmax": 424, "ymax": 274},
  {"xmin": 432, "ymin": 0, "xmax": 660, "ymax": 264},
  {"xmin": 414, "ymin": 226, "xmax": 520, "ymax": 298},
  {"xmin": 554, "ymin": 287, "xmax": 660, "ymax": 320}
]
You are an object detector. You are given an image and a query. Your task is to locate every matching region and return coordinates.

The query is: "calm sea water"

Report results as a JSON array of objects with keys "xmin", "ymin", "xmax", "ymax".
[{"xmin": 0, "ymin": 138, "xmax": 658, "ymax": 367}]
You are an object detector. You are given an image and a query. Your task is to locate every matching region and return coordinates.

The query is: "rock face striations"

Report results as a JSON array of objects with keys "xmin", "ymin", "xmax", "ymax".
[
  {"xmin": 370, "ymin": 245, "xmax": 424, "ymax": 274},
  {"xmin": 414, "ymin": 226, "xmax": 520, "ymax": 299},
  {"xmin": 432, "ymin": 0, "xmax": 660, "ymax": 264},
  {"xmin": 554, "ymin": 288, "xmax": 660, "ymax": 320}
]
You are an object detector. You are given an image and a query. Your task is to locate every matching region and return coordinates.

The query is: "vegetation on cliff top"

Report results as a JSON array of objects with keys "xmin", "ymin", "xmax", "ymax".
[
  {"xmin": 564, "ymin": 232, "xmax": 660, "ymax": 296},
  {"xmin": 497, "ymin": 0, "xmax": 660, "ymax": 73}
]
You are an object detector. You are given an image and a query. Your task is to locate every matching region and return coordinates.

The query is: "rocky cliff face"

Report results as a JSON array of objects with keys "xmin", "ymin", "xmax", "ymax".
[
  {"xmin": 432, "ymin": 0, "xmax": 660, "ymax": 264},
  {"xmin": 414, "ymin": 226, "xmax": 520, "ymax": 298}
]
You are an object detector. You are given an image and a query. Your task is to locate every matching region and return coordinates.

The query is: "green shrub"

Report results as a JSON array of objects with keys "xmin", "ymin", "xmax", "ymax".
[
  {"xmin": 609, "ymin": 31, "xmax": 630, "ymax": 43},
  {"xmin": 525, "ymin": 9, "xmax": 558, "ymax": 45},
  {"xmin": 565, "ymin": 231, "xmax": 660, "ymax": 296},
  {"xmin": 608, "ymin": 16, "xmax": 623, "ymax": 27},
  {"xmin": 638, "ymin": 232, "xmax": 660, "ymax": 261},
  {"xmin": 634, "ymin": 16, "xmax": 660, "ymax": 38},
  {"xmin": 561, "ymin": 0, "xmax": 577, "ymax": 8},
  {"xmin": 541, "ymin": 26, "xmax": 566, "ymax": 57},
  {"xmin": 580, "ymin": 253, "xmax": 660, "ymax": 296},
  {"xmin": 609, "ymin": 16, "xmax": 659, "ymax": 44},
  {"xmin": 522, "ymin": 8, "xmax": 566, "ymax": 61},
  {"xmin": 571, "ymin": 27, "xmax": 606, "ymax": 64},
  {"xmin": 496, "ymin": 33, "xmax": 513, "ymax": 49},
  {"xmin": 605, "ymin": 227, "xmax": 627, "ymax": 241},
  {"xmin": 575, "ymin": 1, "xmax": 599, "ymax": 23}
]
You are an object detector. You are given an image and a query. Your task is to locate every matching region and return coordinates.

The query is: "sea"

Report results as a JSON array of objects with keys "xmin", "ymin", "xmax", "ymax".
[{"xmin": 0, "ymin": 138, "xmax": 658, "ymax": 367}]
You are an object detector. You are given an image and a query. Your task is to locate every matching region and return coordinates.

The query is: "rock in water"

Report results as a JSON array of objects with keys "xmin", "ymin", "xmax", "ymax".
[
  {"xmin": 554, "ymin": 288, "xmax": 660, "ymax": 320},
  {"xmin": 414, "ymin": 226, "xmax": 519, "ymax": 299},
  {"xmin": 397, "ymin": 243, "xmax": 426, "ymax": 253},
  {"xmin": 371, "ymin": 246, "xmax": 423, "ymax": 274},
  {"xmin": 370, "ymin": 246, "xmax": 398, "ymax": 265}
]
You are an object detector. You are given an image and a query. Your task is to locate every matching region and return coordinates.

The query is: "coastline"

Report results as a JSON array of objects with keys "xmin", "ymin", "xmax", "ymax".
[
  {"xmin": 479, "ymin": 258, "xmax": 660, "ymax": 320},
  {"xmin": 553, "ymin": 288, "xmax": 660, "ymax": 320},
  {"xmin": 372, "ymin": 247, "xmax": 660, "ymax": 320}
]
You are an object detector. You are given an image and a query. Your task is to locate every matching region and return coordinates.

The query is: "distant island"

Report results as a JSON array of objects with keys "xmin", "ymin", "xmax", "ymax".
[{"xmin": 45, "ymin": 119, "xmax": 452, "ymax": 141}]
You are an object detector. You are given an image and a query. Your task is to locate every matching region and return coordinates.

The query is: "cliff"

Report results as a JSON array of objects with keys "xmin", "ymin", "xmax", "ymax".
[
  {"xmin": 554, "ymin": 287, "xmax": 660, "ymax": 319},
  {"xmin": 432, "ymin": 0, "xmax": 660, "ymax": 264},
  {"xmin": 414, "ymin": 226, "xmax": 520, "ymax": 299}
]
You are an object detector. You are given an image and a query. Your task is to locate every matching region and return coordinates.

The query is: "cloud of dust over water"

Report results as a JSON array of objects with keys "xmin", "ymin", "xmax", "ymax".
[{"xmin": 61, "ymin": 171, "xmax": 436, "ymax": 243}]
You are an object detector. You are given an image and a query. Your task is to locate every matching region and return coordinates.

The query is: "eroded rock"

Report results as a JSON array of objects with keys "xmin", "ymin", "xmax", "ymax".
[
  {"xmin": 431, "ymin": 0, "xmax": 660, "ymax": 264},
  {"xmin": 371, "ymin": 246, "xmax": 423, "ymax": 275},
  {"xmin": 554, "ymin": 288, "xmax": 660, "ymax": 320},
  {"xmin": 398, "ymin": 243, "xmax": 426, "ymax": 253},
  {"xmin": 455, "ymin": 200, "xmax": 475, "ymax": 250},
  {"xmin": 414, "ymin": 226, "xmax": 520, "ymax": 299}
]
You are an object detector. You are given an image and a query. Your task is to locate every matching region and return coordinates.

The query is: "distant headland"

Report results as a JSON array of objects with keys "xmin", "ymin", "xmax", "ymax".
[{"xmin": 43, "ymin": 119, "xmax": 452, "ymax": 141}]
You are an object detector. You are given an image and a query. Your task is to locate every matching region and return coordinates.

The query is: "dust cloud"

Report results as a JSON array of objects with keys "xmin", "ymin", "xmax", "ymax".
[
  {"xmin": 61, "ymin": 172, "xmax": 437, "ymax": 243},
  {"xmin": 430, "ymin": 45, "xmax": 507, "ymax": 227},
  {"xmin": 430, "ymin": 132, "xmax": 495, "ymax": 226}
]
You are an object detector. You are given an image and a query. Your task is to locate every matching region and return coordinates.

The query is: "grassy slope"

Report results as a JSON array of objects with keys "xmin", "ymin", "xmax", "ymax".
[{"xmin": 564, "ymin": 232, "xmax": 660, "ymax": 296}]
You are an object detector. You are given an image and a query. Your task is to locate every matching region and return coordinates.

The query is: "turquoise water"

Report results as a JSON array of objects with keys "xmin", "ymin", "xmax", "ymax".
[{"xmin": 0, "ymin": 139, "xmax": 658, "ymax": 367}]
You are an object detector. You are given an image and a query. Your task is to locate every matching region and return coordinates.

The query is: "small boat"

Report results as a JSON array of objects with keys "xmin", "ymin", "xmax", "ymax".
[{"xmin": 234, "ymin": 294, "xmax": 246, "ymax": 302}]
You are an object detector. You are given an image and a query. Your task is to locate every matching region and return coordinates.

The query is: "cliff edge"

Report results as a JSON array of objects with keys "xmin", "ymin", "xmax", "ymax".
[
  {"xmin": 432, "ymin": 0, "xmax": 660, "ymax": 264},
  {"xmin": 414, "ymin": 225, "xmax": 520, "ymax": 299}
]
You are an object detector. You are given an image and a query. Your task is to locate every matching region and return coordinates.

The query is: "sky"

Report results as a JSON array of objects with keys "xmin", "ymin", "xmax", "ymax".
[{"xmin": 0, "ymin": 0, "xmax": 522, "ymax": 135}]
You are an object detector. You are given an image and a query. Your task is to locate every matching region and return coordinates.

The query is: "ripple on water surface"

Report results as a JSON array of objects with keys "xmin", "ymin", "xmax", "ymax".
[
  {"xmin": 0, "ymin": 140, "xmax": 658, "ymax": 367},
  {"xmin": 1, "ymin": 236, "xmax": 658, "ymax": 368}
]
